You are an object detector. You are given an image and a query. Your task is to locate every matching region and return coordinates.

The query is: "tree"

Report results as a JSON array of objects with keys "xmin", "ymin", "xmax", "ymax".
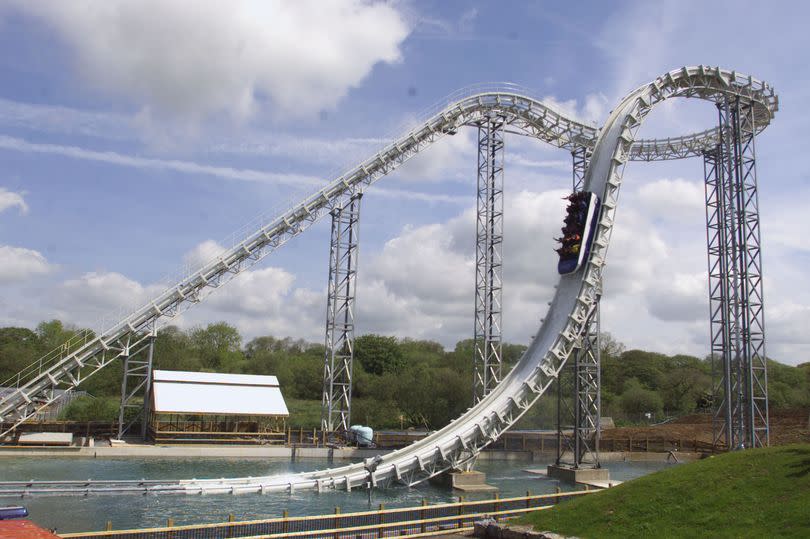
[
  {"xmin": 445, "ymin": 339, "xmax": 475, "ymax": 377},
  {"xmin": 355, "ymin": 334, "xmax": 404, "ymax": 375},
  {"xmin": 599, "ymin": 332, "xmax": 625, "ymax": 360},
  {"xmin": 503, "ymin": 343, "xmax": 528, "ymax": 368},
  {"xmin": 619, "ymin": 378, "xmax": 664, "ymax": 419},
  {"xmin": 617, "ymin": 350, "xmax": 667, "ymax": 391},
  {"xmin": 0, "ymin": 327, "xmax": 40, "ymax": 382},
  {"xmin": 36, "ymin": 319, "xmax": 82, "ymax": 353},
  {"xmin": 398, "ymin": 339, "xmax": 445, "ymax": 369},
  {"xmin": 190, "ymin": 322, "xmax": 244, "ymax": 371}
]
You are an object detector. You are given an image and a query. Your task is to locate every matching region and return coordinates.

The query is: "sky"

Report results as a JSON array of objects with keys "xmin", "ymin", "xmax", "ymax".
[{"xmin": 0, "ymin": 0, "xmax": 808, "ymax": 365}]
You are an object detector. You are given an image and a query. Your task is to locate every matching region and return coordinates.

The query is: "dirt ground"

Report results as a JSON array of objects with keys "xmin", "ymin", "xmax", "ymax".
[{"xmin": 601, "ymin": 408, "xmax": 810, "ymax": 446}]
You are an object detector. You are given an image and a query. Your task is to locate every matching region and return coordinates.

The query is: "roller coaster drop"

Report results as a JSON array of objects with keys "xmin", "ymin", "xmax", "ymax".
[{"xmin": 0, "ymin": 66, "xmax": 777, "ymax": 496}]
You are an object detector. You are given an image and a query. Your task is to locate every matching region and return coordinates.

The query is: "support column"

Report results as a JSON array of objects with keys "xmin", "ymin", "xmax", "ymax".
[
  {"xmin": 117, "ymin": 332, "xmax": 155, "ymax": 440},
  {"xmin": 473, "ymin": 114, "xmax": 505, "ymax": 404},
  {"xmin": 556, "ymin": 146, "xmax": 601, "ymax": 469},
  {"xmin": 321, "ymin": 193, "xmax": 362, "ymax": 434},
  {"xmin": 704, "ymin": 96, "xmax": 768, "ymax": 450}
]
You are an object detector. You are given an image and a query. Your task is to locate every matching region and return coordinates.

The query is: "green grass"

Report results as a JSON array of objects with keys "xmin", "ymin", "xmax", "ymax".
[{"xmin": 519, "ymin": 444, "xmax": 810, "ymax": 538}]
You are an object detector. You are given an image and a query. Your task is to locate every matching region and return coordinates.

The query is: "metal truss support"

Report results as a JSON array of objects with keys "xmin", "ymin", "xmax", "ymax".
[
  {"xmin": 704, "ymin": 96, "xmax": 769, "ymax": 450},
  {"xmin": 556, "ymin": 146, "xmax": 601, "ymax": 469},
  {"xmin": 116, "ymin": 331, "xmax": 155, "ymax": 439},
  {"xmin": 571, "ymin": 145, "xmax": 589, "ymax": 192},
  {"xmin": 473, "ymin": 114, "xmax": 505, "ymax": 404},
  {"xmin": 321, "ymin": 193, "xmax": 362, "ymax": 434}
]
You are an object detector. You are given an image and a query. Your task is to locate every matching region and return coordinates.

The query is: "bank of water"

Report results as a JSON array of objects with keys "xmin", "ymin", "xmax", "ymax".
[{"xmin": 1, "ymin": 457, "xmax": 676, "ymax": 534}]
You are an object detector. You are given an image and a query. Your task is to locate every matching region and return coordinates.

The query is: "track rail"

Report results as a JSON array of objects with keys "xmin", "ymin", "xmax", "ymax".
[{"xmin": 0, "ymin": 66, "xmax": 776, "ymax": 497}]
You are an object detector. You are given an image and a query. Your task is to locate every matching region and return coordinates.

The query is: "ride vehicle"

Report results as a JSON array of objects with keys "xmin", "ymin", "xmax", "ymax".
[{"xmin": 555, "ymin": 191, "xmax": 601, "ymax": 275}]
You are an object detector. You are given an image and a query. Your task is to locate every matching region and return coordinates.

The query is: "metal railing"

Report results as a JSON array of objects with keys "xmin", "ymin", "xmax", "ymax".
[{"xmin": 59, "ymin": 491, "xmax": 593, "ymax": 539}]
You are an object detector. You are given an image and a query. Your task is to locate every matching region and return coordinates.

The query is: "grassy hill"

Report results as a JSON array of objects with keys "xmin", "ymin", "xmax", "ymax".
[{"xmin": 519, "ymin": 444, "xmax": 810, "ymax": 538}]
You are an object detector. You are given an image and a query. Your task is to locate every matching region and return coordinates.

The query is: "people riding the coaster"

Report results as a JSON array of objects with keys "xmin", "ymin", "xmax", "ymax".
[
  {"xmin": 555, "ymin": 241, "xmax": 581, "ymax": 257},
  {"xmin": 565, "ymin": 192, "xmax": 587, "ymax": 202},
  {"xmin": 556, "ymin": 191, "xmax": 592, "ymax": 259}
]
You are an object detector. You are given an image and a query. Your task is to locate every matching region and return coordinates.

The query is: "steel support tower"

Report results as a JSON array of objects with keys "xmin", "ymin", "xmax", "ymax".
[
  {"xmin": 556, "ymin": 146, "xmax": 601, "ymax": 468},
  {"xmin": 704, "ymin": 96, "xmax": 769, "ymax": 450},
  {"xmin": 116, "ymin": 330, "xmax": 155, "ymax": 439},
  {"xmin": 321, "ymin": 193, "xmax": 362, "ymax": 434},
  {"xmin": 473, "ymin": 115, "xmax": 505, "ymax": 404}
]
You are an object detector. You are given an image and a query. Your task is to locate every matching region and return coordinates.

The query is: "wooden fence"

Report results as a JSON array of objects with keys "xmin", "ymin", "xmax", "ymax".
[{"xmin": 59, "ymin": 490, "xmax": 594, "ymax": 539}]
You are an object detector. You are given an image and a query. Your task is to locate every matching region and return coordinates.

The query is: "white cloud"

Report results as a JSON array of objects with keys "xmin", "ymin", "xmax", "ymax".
[
  {"xmin": 201, "ymin": 266, "xmax": 297, "ymax": 316},
  {"xmin": 540, "ymin": 94, "xmax": 605, "ymax": 125},
  {"xmin": 211, "ymin": 135, "xmax": 384, "ymax": 166},
  {"xmin": 581, "ymin": 93, "xmax": 610, "ymax": 124},
  {"xmin": 762, "ymin": 187, "xmax": 810, "ymax": 252},
  {"xmin": 388, "ymin": 126, "xmax": 476, "ymax": 183},
  {"xmin": 9, "ymin": 1, "xmax": 410, "ymax": 124},
  {"xmin": 368, "ymin": 222, "xmax": 473, "ymax": 302},
  {"xmin": 174, "ymin": 265, "xmax": 325, "ymax": 342},
  {"xmin": 0, "ymin": 135, "xmax": 321, "ymax": 187},
  {"xmin": 370, "ymin": 186, "xmax": 469, "ymax": 205},
  {"xmin": 0, "ymin": 245, "xmax": 53, "ymax": 282},
  {"xmin": 593, "ymin": 0, "xmax": 686, "ymax": 102},
  {"xmin": 412, "ymin": 6, "xmax": 479, "ymax": 40},
  {"xmin": 0, "ymin": 188, "xmax": 28, "ymax": 215},
  {"xmin": 0, "ymin": 97, "xmax": 134, "ymax": 141},
  {"xmin": 602, "ymin": 205, "xmax": 670, "ymax": 296},
  {"xmin": 42, "ymin": 241, "xmax": 327, "ymax": 341},
  {"xmin": 636, "ymin": 178, "xmax": 705, "ymax": 222},
  {"xmin": 645, "ymin": 271, "xmax": 706, "ymax": 322},
  {"xmin": 183, "ymin": 240, "xmax": 228, "ymax": 272},
  {"xmin": 56, "ymin": 271, "xmax": 150, "ymax": 312},
  {"xmin": 508, "ymin": 157, "xmax": 570, "ymax": 171},
  {"xmin": 352, "ymin": 190, "xmax": 570, "ymax": 344},
  {"xmin": 765, "ymin": 301, "xmax": 810, "ymax": 346},
  {"xmin": 0, "ymin": 95, "xmax": 388, "ymax": 163},
  {"xmin": 0, "ymin": 135, "xmax": 466, "ymax": 207}
]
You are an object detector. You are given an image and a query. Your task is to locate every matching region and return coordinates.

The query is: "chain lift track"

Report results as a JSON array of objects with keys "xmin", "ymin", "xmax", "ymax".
[
  {"xmin": 0, "ymin": 67, "xmax": 777, "ymax": 497},
  {"xmin": 321, "ymin": 194, "xmax": 362, "ymax": 433},
  {"xmin": 473, "ymin": 115, "xmax": 506, "ymax": 404}
]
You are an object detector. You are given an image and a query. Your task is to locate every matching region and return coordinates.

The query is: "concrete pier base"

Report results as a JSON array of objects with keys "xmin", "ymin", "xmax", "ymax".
[
  {"xmin": 547, "ymin": 464, "xmax": 609, "ymax": 485},
  {"xmin": 430, "ymin": 470, "xmax": 499, "ymax": 492},
  {"xmin": 452, "ymin": 470, "xmax": 499, "ymax": 492}
]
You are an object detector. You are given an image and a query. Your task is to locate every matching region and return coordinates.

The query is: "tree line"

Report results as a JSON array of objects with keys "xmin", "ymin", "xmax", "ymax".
[{"xmin": 1, "ymin": 320, "xmax": 808, "ymax": 429}]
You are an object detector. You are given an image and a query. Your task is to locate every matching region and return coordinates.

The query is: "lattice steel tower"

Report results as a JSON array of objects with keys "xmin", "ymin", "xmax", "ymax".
[
  {"xmin": 116, "ymin": 326, "xmax": 156, "ymax": 439},
  {"xmin": 321, "ymin": 194, "xmax": 362, "ymax": 433},
  {"xmin": 556, "ymin": 145, "xmax": 601, "ymax": 468},
  {"xmin": 704, "ymin": 96, "xmax": 769, "ymax": 450},
  {"xmin": 473, "ymin": 115, "xmax": 505, "ymax": 403}
]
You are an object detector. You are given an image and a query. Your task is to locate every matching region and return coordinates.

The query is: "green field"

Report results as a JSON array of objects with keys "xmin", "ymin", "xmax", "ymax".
[{"xmin": 519, "ymin": 444, "xmax": 810, "ymax": 538}]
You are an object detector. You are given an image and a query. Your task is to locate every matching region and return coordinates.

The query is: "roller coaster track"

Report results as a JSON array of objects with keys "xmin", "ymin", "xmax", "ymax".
[{"xmin": 0, "ymin": 66, "xmax": 776, "ymax": 497}]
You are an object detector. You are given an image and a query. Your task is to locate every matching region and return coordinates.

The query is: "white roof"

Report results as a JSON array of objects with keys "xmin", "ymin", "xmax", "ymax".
[
  {"xmin": 151, "ymin": 370, "xmax": 288, "ymax": 416},
  {"xmin": 152, "ymin": 370, "xmax": 280, "ymax": 387}
]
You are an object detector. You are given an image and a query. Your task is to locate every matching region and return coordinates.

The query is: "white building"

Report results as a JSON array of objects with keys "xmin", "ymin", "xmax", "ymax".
[{"xmin": 149, "ymin": 370, "xmax": 289, "ymax": 443}]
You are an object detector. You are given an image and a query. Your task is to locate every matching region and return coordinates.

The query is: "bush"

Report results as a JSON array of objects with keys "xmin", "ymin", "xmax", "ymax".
[{"xmin": 59, "ymin": 396, "xmax": 119, "ymax": 422}]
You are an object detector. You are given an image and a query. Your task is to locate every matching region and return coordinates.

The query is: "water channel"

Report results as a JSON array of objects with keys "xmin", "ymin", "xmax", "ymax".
[{"xmin": 1, "ymin": 456, "xmax": 676, "ymax": 534}]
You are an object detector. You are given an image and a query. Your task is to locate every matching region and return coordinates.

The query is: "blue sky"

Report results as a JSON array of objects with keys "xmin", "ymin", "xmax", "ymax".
[{"xmin": 0, "ymin": 0, "xmax": 808, "ymax": 365}]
